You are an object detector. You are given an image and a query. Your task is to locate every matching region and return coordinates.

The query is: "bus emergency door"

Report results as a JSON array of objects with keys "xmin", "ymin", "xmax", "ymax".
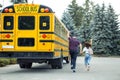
[{"xmin": 15, "ymin": 15, "xmax": 37, "ymax": 51}]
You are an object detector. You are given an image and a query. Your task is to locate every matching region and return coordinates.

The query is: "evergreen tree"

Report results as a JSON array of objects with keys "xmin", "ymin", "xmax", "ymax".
[
  {"xmin": 91, "ymin": 4, "xmax": 111, "ymax": 55},
  {"xmin": 68, "ymin": 0, "xmax": 84, "ymax": 28},
  {"xmin": 63, "ymin": 0, "xmax": 95, "ymax": 43},
  {"xmin": 106, "ymin": 4, "xmax": 120, "ymax": 55},
  {"xmin": 10, "ymin": 0, "xmax": 28, "ymax": 4},
  {"xmin": 79, "ymin": 15, "xmax": 91, "ymax": 42},
  {"xmin": 61, "ymin": 11, "xmax": 76, "ymax": 34},
  {"xmin": 91, "ymin": 4, "xmax": 102, "ymax": 54},
  {"xmin": 0, "ymin": 4, "xmax": 2, "ymax": 7},
  {"xmin": 83, "ymin": 0, "xmax": 94, "ymax": 26},
  {"xmin": 0, "ymin": 4, "xmax": 2, "ymax": 12},
  {"xmin": 79, "ymin": 0, "xmax": 95, "ymax": 42},
  {"xmin": 118, "ymin": 30, "xmax": 120, "ymax": 55}
]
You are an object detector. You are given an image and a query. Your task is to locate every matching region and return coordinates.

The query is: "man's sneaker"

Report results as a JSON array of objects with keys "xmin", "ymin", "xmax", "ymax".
[
  {"xmin": 72, "ymin": 69, "xmax": 76, "ymax": 73},
  {"xmin": 71, "ymin": 67, "xmax": 73, "ymax": 69},
  {"xmin": 71, "ymin": 65, "xmax": 73, "ymax": 69}
]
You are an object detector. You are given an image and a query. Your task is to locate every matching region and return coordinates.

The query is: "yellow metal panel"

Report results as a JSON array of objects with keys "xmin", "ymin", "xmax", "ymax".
[
  {"xmin": 1, "ymin": 42, "xmax": 14, "ymax": 51},
  {"xmin": 0, "ymin": 14, "xmax": 2, "ymax": 50},
  {"xmin": 15, "ymin": 14, "xmax": 37, "ymax": 51},
  {"xmin": 54, "ymin": 52, "xmax": 61, "ymax": 57},
  {"xmin": 38, "ymin": 42, "xmax": 52, "ymax": 51},
  {"xmin": 0, "ymin": 14, "xmax": 15, "ymax": 51},
  {"xmin": 38, "ymin": 13, "xmax": 54, "ymax": 51}
]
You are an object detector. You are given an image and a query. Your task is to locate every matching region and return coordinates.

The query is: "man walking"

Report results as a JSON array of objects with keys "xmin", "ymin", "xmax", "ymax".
[{"xmin": 68, "ymin": 32, "xmax": 82, "ymax": 72}]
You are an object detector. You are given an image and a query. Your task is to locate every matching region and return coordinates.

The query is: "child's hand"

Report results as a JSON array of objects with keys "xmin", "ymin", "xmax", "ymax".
[{"xmin": 80, "ymin": 51, "xmax": 83, "ymax": 54}]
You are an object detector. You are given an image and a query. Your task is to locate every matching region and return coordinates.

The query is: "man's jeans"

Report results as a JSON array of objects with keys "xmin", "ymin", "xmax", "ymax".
[{"xmin": 70, "ymin": 49, "xmax": 78, "ymax": 69}]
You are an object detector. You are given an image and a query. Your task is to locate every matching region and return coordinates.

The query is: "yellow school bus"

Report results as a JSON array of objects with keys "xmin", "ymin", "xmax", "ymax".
[{"xmin": 0, "ymin": 4, "xmax": 69, "ymax": 69}]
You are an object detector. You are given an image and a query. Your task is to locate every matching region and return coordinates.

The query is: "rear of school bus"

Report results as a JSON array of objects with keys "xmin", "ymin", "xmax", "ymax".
[{"xmin": 0, "ymin": 4, "xmax": 69, "ymax": 69}]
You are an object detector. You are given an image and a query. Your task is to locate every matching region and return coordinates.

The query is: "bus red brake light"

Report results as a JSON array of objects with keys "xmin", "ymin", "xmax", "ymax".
[
  {"xmin": 42, "ymin": 34, "xmax": 47, "ymax": 38},
  {"xmin": 45, "ymin": 8, "xmax": 49, "ymax": 13},
  {"xmin": 4, "ymin": 8, "xmax": 9, "ymax": 13},
  {"xmin": 5, "ymin": 34, "xmax": 11, "ymax": 38}
]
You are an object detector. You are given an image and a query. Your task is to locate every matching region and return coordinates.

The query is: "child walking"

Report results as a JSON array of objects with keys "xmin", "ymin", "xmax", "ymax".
[{"xmin": 82, "ymin": 42, "xmax": 93, "ymax": 71}]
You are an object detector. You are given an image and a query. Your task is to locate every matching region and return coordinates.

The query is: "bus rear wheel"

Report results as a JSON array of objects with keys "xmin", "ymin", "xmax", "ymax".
[
  {"xmin": 51, "ymin": 57, "xmax": 63, "ymax": 69},
  {"xmin": 19, "ymin": 63, "xmax": 32, "ymax": 69}
]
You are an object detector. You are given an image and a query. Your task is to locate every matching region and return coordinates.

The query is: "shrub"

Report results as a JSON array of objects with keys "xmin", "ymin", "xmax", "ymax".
[
  {"xmin": 0, "ymin": 59, "xmax": 9, "ymax": 67},
  {"xmin": 9, "ymin": 58, "xmax": 17, "ymax": 64},
  {"xmin": 0, "ymin": 58, "xmax": 16, "ymax": 67}
]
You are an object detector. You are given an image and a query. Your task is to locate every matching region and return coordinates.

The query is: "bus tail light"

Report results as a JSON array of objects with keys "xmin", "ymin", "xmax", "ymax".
[
  {"xmin": 41, "ymin": 8, "xmax": 45, "ymax": 12},
  {"xmin": 4, "ymin": 8, "xmax": 9, "ymax": 13},
  {"xmin": 42, "ymin": 34, "xmax": 47, "ymax": 38},
  {"xmin": 4, "ymin": 8, "xmax": 13, "ymax": 13},
  {"xmin": 5, "ymin": 34, "xmax": 11, "ymax": 38},
  {"xmin": 44, "ymin": 8, "xmax": 49, "ymax": 13},
  {"xmin": 9, "ymin": 8, "xmax": 13, "ymax": 13},
  {"xmin": 40, "ymin": 8, "xmax": 49, "ymax": 13}
]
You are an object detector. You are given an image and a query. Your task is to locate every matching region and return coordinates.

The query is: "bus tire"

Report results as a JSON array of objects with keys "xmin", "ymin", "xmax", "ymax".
[
  {"xmin": 51, "ymin": 65, "xmax": 57, "ymax": 69},
  {"xmin": 57, "ymin": 57, "xmax": 63, "ymax": 69},
  {"xmin": 51, "ymin": 57, "xmax": 63, "ymax": 69},
  {"xmin": 25, "ymin": 63, "xmax": 32, "ymax": 69},
  {"xmin": 19, "ymin": 63, "xmax": 26, "ymax": 68},
  {"xmin": 19, "ymin": 63, "xmax": 32, "ymax": 69}
]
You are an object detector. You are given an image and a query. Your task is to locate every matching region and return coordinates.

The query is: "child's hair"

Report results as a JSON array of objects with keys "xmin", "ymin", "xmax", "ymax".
[{"xmin": 84, "ymin": 42, "xmax": 91, "ymax": 48}]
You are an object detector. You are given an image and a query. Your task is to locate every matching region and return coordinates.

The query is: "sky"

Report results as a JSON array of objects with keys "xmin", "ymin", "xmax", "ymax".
[{"xmin": 0, "ymin": 0, "xmax": 120, "ymax": 19}]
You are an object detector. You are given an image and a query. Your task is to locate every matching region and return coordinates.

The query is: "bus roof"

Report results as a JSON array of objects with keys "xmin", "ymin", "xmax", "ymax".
[{"xmin": 1, "ymin": 4, "xmax": 54, "ymax": 13}]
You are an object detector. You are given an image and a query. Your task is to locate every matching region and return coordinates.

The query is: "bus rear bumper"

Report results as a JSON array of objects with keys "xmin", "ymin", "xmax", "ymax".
[{"xmin": 0, "ymin": 52, "xmax": 54, "ymax": 59}]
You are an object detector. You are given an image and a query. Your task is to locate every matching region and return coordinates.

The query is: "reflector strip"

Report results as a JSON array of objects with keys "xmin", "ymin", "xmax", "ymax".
[{"xmin": 2, "ymin": 45, "xmax": 14, "ymax": 48}]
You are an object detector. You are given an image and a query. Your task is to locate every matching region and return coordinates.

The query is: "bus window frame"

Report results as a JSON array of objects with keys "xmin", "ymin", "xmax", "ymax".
[
  {"xmin": 39, "ymin": 16, "xmax": 50, "ymax": 30},
  {"xmin": 3, "ymin": 16, "xmax": 14, "ymax": 30},
  {"xmin": 18, "ymin": 16, "xmax": 35, "ymax": 30}
]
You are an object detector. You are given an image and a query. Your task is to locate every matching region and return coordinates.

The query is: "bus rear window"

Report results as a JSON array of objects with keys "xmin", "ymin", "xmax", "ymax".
[
  {"xmin": 40, "ymin": 16, "xmax": 50, "ymax": 30},
  {"xmin": 4, "ymin": 16, "xmax": 14, "ymax": 30},
  {"xmin": 18, "ymin": 16, "xmax": 35, "ymax": 30},
  {"xmin": 18, "ymin": 38, "xmax": 34, "ymax": 46}
]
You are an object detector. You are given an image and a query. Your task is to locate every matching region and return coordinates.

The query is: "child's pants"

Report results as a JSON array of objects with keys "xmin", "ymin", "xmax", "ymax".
[{"xmin": 85, "ymin": 53, "xmax": 91, "ymax": 66}]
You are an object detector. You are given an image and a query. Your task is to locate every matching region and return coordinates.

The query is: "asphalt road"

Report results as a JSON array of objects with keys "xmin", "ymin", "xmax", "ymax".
[{"xmin": 0, "ymin": 57, "xmax": 120, "ymax": 80}]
